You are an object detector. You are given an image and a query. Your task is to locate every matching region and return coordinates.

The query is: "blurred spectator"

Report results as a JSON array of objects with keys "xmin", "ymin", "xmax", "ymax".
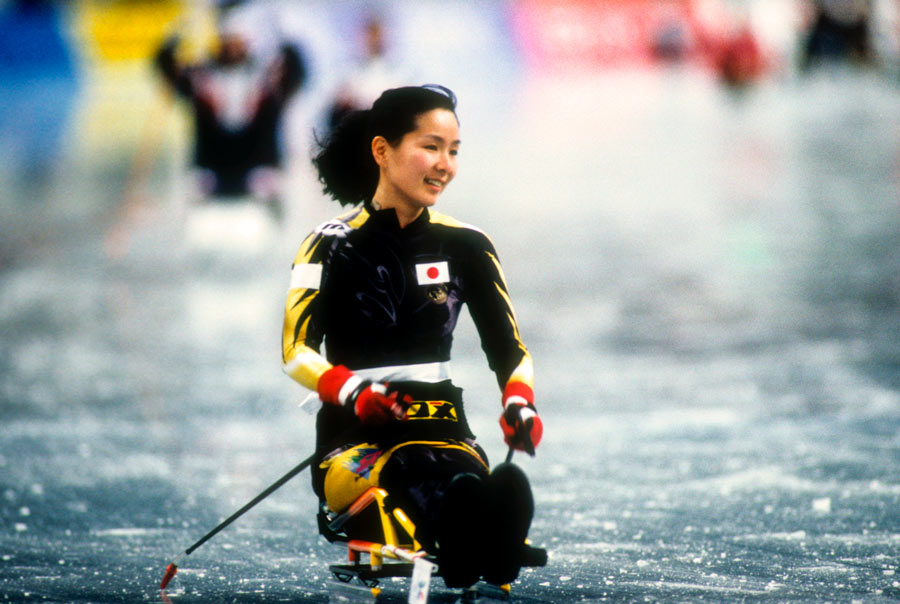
[
  {"xmin": 154, "ymin": 11, "xmax": 308, "ymax": 211},
  {"xmin": 717, "ymin": 24, "xmax": 767, "ymax": 89},
  {"xmin": 801, "ymin": 0, "xmax": 874, "ymax": 69},
  {"xmin": 651, "ymin": 10, "xmax": 692, "ymax": 63},
  {"xmin": 324, "ymin": 15, "xmax": 410, "ymax": 134}
]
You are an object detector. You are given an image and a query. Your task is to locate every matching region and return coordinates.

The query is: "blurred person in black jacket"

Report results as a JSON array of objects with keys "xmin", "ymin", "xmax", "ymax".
[
  {"xmin": 154, "ymin": 19, "xmax": 308, "ymax": 212},
  {"xmin": 801, "ymin": 0, "xmax": 874, "ymax": 69}
]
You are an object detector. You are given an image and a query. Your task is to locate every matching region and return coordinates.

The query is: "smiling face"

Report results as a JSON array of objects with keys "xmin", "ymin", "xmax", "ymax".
[{"xmin": 371, "ymin": 108, "xmax": 460, "ymax": 224}]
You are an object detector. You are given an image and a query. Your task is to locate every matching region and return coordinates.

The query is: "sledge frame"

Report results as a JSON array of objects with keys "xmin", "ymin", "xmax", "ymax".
[{"xmin": 323, "ymin": 486, "xmax": 528, "ymax": 600}]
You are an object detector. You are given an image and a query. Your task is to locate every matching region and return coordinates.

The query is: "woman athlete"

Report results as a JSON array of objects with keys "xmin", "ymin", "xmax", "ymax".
[{"xmin": 281, "ymin": 85, "xmax": 543, "ymax": 588}]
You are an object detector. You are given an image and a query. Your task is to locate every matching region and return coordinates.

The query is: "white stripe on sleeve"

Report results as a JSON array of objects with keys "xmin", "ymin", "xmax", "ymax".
[{"xmin": 290, "ymin": 263, "xmax": 323, "ymax": 290}]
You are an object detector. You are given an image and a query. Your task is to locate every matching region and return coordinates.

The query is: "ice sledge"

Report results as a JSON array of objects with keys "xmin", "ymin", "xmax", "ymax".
[{"xmin": 319, "ymin": 486, "xmax": 547, "ymax": 601}]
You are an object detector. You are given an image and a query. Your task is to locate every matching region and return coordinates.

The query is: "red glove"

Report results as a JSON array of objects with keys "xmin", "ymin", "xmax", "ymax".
[
  {"xmin": 317, "ymin": 365, "xmax": 409, "ymax": 426},
  {"xmin": 499, "ymin": 381, "xmax": 543, "ymax": 455}
]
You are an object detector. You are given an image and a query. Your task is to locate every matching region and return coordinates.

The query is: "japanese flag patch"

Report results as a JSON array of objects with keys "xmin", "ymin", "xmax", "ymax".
[{"xmin": 415, "ymin": 261, "xmax": 450, "ymax": 285}]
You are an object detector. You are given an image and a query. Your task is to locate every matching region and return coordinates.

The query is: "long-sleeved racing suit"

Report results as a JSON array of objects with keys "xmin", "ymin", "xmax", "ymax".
[{"xmin": 282, "ymin": 203, "xmax": 533, "ymax": 452}]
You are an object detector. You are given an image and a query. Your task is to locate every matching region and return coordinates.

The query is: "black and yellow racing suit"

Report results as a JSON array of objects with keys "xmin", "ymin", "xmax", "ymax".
[{"xmin": 282, "ymin": 203, "xmax": 533, "ymax": 520}]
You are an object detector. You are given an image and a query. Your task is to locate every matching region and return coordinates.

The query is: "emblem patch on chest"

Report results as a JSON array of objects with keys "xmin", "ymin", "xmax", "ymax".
[{"xmin": 427, "ymin": 285, "xmax": 449, "ymax": 304}]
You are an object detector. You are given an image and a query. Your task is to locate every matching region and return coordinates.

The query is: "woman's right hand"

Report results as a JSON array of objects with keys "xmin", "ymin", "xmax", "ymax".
[
  {"xmin": 347, "ymin": 381, "xmax": 410, "ymax": 425},
  {"xmin": 317, "ymin": 365, "xmax": 409, "ymax": 425}
]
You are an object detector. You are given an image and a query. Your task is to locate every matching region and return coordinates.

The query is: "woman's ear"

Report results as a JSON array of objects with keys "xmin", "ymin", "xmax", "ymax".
[{"xmin": 371, "ymin": 136, "xmax": 388, "ymax": 168}]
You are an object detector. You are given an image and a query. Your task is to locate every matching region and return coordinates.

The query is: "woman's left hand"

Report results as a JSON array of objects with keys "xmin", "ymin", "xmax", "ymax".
[
  {"xmin": 500, "ymin": 402, "xmax": 543, "ymax": 455},
  {"xmin": 499, "ymin": 381, "xmax": 543, "ymax": 455}
]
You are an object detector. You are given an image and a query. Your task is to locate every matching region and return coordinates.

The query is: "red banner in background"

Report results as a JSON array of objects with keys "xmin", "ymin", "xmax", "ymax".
[{"xmin": 509, "ymin": 0, "xmax": 733, "ymax": 72}]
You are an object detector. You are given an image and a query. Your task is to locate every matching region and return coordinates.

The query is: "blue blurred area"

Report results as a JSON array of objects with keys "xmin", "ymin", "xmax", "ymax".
[{"xmin": 0, "ymin": 0, "xmax": 78, "ymax": 181}]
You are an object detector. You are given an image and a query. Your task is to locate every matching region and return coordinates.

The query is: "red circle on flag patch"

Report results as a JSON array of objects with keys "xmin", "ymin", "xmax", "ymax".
[{"xmin": 427, "ymin": 267, "xmax": 439, "ymax": 279}]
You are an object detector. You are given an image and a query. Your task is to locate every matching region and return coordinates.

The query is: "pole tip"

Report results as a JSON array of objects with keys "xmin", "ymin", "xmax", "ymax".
[{"xmin": 160, "ymin": 563, "xmax": 178, "ymax": 589}]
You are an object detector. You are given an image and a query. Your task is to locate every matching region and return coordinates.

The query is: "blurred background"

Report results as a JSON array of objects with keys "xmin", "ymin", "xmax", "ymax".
[
  {"xmin": 2, "ymin": 0, "xmax": 897, "ymax": 259},
  {"xmin": 1, "ymin": 0, "xmax": 898, "ymax": 245},
  {"xmin": 3, "ymin": 0, "xmax": 900, "ymax": 602}
]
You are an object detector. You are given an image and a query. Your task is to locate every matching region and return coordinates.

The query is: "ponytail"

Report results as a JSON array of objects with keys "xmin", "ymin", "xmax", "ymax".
[
  {"xmin": 312, "ymin": 109, "xmax": 379, "ymax": 207},
  {"xmin": 313, "ymin": 84, "xmax": 458, "ymax": 207}
]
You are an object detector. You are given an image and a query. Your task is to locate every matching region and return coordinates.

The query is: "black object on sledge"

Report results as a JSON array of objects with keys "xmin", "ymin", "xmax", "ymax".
[{"xmin": 320, "ymin": 464, "xmax": 547, "ymax": 596}]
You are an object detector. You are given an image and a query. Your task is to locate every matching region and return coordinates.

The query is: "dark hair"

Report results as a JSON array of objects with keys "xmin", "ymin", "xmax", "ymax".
[{"xmin": 313, "ymin": 85, "xmax": 458, "ymax": 206}]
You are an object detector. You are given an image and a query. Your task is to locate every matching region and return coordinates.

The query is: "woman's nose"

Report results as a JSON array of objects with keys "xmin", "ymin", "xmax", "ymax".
[{"xmin": 435, "ymin": 151, "xmax": 454, "ymax": 172}]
